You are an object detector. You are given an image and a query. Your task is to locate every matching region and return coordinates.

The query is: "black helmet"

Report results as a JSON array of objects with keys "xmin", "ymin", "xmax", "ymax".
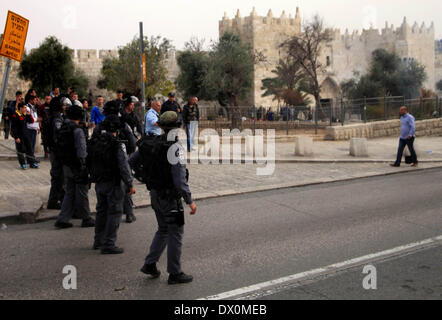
[
  {"xmin": 101, "ymin": 114, "xmax": 120, "ymax": 133},
  {"xmin": 103, "ymin": 100, "xmax": 120, "ymax": 116},
  {"xmin": 66, "ymin": 105, "xmax": 85, "ymax": 121}
]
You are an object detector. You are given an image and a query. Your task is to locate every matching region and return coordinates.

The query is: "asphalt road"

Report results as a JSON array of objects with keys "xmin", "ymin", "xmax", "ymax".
[{"xmin": 0, "ymin": 168, "xmax": 441, "ymax": 300}]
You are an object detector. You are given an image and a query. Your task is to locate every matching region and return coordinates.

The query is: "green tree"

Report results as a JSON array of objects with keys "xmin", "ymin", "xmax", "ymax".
[
  {"xmin": 204, "ymin": 33, "xmax": 254, "ymax": 128},
  {"xmin": 342, "ymin": 49, "xmax": 427, "ymax": 99},
  {"xmin": 98, "ymin": 36, "xmax": 174, "ymax": 101},
  {"xmin": 261, "ymin": 58, "xmax": 311, "ymax": 106},
  {"xmin": 176, "ymin": 38, "xmax": 211, "ymax": 100},
  {"xmin": 18, "ymin": 36, "xmax": 88, "ymax": 97}
]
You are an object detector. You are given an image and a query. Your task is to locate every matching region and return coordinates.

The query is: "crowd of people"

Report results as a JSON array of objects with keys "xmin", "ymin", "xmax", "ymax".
[{"xmin": 1, "ymin": 88, "xmax": 199, "ymax": 285}]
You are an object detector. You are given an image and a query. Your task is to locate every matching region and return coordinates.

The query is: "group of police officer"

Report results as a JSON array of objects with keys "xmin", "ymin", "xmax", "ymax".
[{"xmin": 46, "ymin": 95, "xmax": 197, "ymax": 285}]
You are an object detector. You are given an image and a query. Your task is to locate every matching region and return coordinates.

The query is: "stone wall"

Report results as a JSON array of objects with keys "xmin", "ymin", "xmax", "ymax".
[
  {"xmin": 220, "ymin": 8, "xmax": 436, "ymax": 108},
  {"xmin": 326, "ymin": 118, "xmax": 442, "ymax": 141}
]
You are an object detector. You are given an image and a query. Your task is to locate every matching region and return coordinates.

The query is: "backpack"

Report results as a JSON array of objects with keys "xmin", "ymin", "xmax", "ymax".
[
  {"xmin": 54, "ymin": 121, "xmax": 78, "ymax": 167},
  {"xmin": 136, "ymin": 135, "xmax": 176, "ymax": 192},
  {"xmin": 87, "ymin": 132, "xmax": 119, "ymax": 183}
]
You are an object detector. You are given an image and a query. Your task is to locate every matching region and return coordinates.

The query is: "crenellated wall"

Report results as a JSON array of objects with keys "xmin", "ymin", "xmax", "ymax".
[{"xmin": 220, "ymin": 9, "xmax": 437, "ymax": 108}]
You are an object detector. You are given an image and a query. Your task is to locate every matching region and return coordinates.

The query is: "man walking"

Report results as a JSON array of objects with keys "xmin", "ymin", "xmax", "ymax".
[
  {"xmin": 391, "ymin": 106, "xmax": 418, "ymax": 168},
  {"xmin": 25, "ymin": 95, "xmax": 40, "ymax": 155},
  {"xmin": 182, "ymin": 97, "xmax": 199, "ymax": 152}
]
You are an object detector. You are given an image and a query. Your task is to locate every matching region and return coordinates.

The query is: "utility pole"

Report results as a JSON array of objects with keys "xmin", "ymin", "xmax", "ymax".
[
  {"xmin": 0, "ymin": 58, "xmax": 12, "ymax": 123},
  {"xmin": 139, "ymin": 22, "xmax": 146, "ymax": 116}
]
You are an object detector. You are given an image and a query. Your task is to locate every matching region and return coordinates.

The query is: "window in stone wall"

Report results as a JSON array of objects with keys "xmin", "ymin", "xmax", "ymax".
[{"xmin": 326, "ymin": 56, "xmax": 331, "ymax": 67}]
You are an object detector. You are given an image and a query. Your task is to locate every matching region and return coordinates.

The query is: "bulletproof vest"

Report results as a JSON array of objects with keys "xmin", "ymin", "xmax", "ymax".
[
  {"xmin": 54, "ymin": 120, "xmax": 80, "ymax": 167},
  {"xmin": 87, "ymin": 132, "xmax": 120, "ymax": 184},
  {"xmin": 137, "ymin": 135, "xmax": 177, "ymax": 194},
  {"xmin": 46, "ymin": 113, "xmax": 62, "ymax": 149}
]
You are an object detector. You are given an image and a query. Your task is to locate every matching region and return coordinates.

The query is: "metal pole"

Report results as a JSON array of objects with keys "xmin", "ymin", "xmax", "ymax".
[
  {"xmin": 253, "ymin": 105, "xmax": 256, "ymax": 136},
  {"xmin": 0, "ymin": 58, "xmax": 12, "ymax": 123},
  {"xmin": 363, "ymin": 96, "xmax": 367, "ymax": 123},
  {"xmin": 329, "ymin": 101, "xmax": 333, "ymax": 127},
  {"xmin": 341, "ymin": 98, "xmax": 345, "ymax": 126},
  {"xmin": 315, "ymin": 102, "xmax": 319, "ymax": 135},
  {"xmin": 286, "ymin": 106, "xmax": 289, "ymax": 136},
  {"xmin": 214, "ymin": 104, "xmax": 217, "ymax": 133},
  {"xmin": 139, "ymin": 22, "xmax": 146, "ymax": 116}
]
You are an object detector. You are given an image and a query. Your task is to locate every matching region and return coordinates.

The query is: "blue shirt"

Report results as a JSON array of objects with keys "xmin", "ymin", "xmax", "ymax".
[
  {"xmin": 91, "ymin": 106, "xmax": 105, "ymax": 125},
  {"xmin": 145, "ymin": 108, "xmax": 162, "ymax": 136},
  {"xmin": 400, "ymin": 113, "xmax": 416, "ymax": 140}
]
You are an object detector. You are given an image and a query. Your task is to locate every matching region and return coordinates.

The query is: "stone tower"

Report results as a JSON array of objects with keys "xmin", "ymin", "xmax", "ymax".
[{"xmin": 220, "ymin": 8, "xmax": 302, "ymax": 107}]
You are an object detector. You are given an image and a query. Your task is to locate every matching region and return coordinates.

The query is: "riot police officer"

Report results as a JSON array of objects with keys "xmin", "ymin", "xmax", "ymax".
[
  {"xmin": 130, "ymin": 111, "xmax": 197, "ymax": 285},
  {"xmin": 89, "ymin": 115, "xmax": 136, "ymax": 254},
  {"xmin": 46, "ymin": 97, "xmax": 65, "ymax": 210},
  {"xmin": 93, "ymin": 100, "xmax": 137, "ymax": 223},
  {"xmin": 54, "ymin": 104, "xmax": 95, "ymax": 229}
]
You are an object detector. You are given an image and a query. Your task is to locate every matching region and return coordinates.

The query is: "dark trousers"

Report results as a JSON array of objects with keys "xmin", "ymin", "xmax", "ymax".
[
  {"xmin": 26, "ymin": 129, "xmax": 37, "ymax": 154},
  {"xmin": 48, "ymin": 152, "xmax": 65, "ymax": 207},
  {"xmin": 395, "ymin": 137, "xmax": 418, "ymax": 166},
  {"xmin": 94, "ymin": 181, "xmax": 125, "ymax": 249},
  {"xmin": 145, "ymin": 190, "xmax": 185, "ymax": 275},
  {"xmin": 4, "ymin": 120, "xmax": 10, "ymax": 139},
  {"xmin": 124, "ymin": 185, "xmax": 134, "ymax": 217},
  {"xmin": 15, "ymin": 136, "xmax": 36, "ymax": 166},
  {"xmin": 57, "ymin": 166, "xmax": 92, "ymax": 223}
]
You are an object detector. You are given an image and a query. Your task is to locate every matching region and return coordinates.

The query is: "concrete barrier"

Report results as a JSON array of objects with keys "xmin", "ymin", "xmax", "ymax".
[
  {"xmin": 350, "ymin": 138, "xmax": 369, "ymax": 157},
  {"xmin": 295, "ymin": 136, "xmax": 314, "ymax": 157},
  {"xmin": 326, "ymin": 118, "xmax": 442, "ymax": 141}
]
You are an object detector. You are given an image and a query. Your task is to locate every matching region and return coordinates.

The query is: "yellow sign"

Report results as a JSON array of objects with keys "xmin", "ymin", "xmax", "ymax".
[
  {"xmin": 142, "ymin": 53, "xmax": 147, "ymax": 83},
  {"xmin": 0, "ymin": 11, "xmax": 29, "ymax": 62}
]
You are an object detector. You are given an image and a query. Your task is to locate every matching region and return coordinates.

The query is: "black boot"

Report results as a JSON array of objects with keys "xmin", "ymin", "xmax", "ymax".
[
  {"xmin": 141, "ymin": 264, "xmax": 161, "ymax": 279},
  {"xmin": 126, "ymin": 214, "xmax": 137, "ymax": 224},
  {"xmin": 81, "ymin": 218, "xmax": 95, "ymax": 228},
  {"xmin": 101, "ymin": 247, "xmax": 124, "ymax": 255},
  {"xmin": 55, "ymin": 221, "xmax": 73, "ymax": 229},
  {"xmin": 168, "ymin": 273, "xmax": 193, "ymax": 285}
]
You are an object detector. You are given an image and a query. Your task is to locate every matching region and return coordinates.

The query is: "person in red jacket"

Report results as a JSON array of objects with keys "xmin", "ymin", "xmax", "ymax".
[{"xmin": 10, "ymin": 103, "xmax": 38, "ymax": 170}]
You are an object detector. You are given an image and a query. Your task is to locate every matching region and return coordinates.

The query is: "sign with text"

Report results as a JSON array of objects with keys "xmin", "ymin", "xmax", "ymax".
[{"xmin": 0, "ymin": 11, "xmax": 29, "ymax": 62}]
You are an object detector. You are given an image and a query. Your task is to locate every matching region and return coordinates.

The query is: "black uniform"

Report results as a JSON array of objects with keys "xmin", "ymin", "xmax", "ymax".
[
  {"xmin": 121, "ymin": 108, "xmax": 143, "ymax": 138},
  {"xmin": 89, "ymin": 130, "xmax": 134, "ymax": 251},
  {"xmin": 161, "ymin": 100, "xmax": 181, "ymax": 115},
  {"xmin": 129, "ymin": 135, "xmax": 192, "ymax": 275},
  {"xmin": 46, "ymin": 112, "xmax": 65, "ymax": 209},
  {"xmin": 55, "ymin": 119, "xmax": 94, "ymax": 227},
  {"xmin": 10, "ymin": 110, "xmax": 36, "ymax": 167}
]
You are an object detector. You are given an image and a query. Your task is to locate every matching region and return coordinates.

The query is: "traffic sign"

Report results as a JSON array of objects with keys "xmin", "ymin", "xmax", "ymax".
[{"xmin": 0, "ymin": 11, "xmax": 29, "ymax": 62}]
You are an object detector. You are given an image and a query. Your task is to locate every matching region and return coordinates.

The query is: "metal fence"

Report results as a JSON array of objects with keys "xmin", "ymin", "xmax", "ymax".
[{"xmin": 196, "ymin": 96, "xmax": 442, "ymax": 135}]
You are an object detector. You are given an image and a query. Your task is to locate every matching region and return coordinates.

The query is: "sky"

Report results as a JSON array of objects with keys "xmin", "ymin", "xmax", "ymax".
[{"xmin": 1, "ymin": 0, "xmax": 441, "ymax": 51}]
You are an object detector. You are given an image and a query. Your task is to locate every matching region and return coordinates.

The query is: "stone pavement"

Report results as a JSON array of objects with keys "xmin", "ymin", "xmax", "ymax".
[{"xmin": 0, "ymin": 135, "xmax": 441, "ymax": 222}]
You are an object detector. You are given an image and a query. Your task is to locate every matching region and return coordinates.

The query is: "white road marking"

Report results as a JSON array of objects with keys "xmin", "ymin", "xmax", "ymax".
[{"xmin": 199, "ymin": 235, "xmax": 442, "ymax": 300}]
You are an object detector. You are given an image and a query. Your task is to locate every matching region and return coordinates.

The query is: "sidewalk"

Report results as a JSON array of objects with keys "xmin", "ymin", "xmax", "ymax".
[{"xmin": 0, "ymin": 135, "xmax": 441, "ymax": 222}]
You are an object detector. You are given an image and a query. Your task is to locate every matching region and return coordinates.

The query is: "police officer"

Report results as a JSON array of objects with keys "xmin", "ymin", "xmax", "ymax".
[
  {"xmin": 46, "ymin": 97, "xmax": 65, "ymax": 210},
  {"xmin": 54, "ymin": 104, "xmax": 95, "ymax": 229},
  {"xmin": 89, "ymin": 115, "xmax": 136, "ymax": 254},
  {"xmin": 161, "ymin": 93, "xmax": 181, "ymax": 115},
  {"xmin": 130, "ymin": 111, "xmax": 197, "ymax": 285},
  {"xmin": 93, "ymin": 100, "xmax": 138, "ymax": 223},
  {"xmin": 121, "ymin": 96, "xmax": 143, "ymax": 138}
]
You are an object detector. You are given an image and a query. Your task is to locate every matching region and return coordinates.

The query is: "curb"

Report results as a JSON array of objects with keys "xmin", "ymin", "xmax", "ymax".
[{"xmin": 3, "ymin": 164, "xmax": 441, "ymax": 225}]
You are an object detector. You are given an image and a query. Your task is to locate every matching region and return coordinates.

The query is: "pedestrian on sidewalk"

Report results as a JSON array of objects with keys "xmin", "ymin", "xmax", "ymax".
[
  {"xmin": 4, "ymin": 91, "xmax": 24, "ymax": 140},
  {"xmin": 25, "ymin": 95, "xmax": 40, "ymax": 156},
  {"xmin": 391, "ymin": 106, "xmax": 418, "ymax": 168},
  {"xmin": 91, "ymin": 96, "xmax": 106, "ymax": 128},
  {"xmin": 183, "ymin": 97, "xmax": 199, "ymax": 152},
  {"xmin": 10, "ymin": 103, "xmax": 38, "ymax": 170}
]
